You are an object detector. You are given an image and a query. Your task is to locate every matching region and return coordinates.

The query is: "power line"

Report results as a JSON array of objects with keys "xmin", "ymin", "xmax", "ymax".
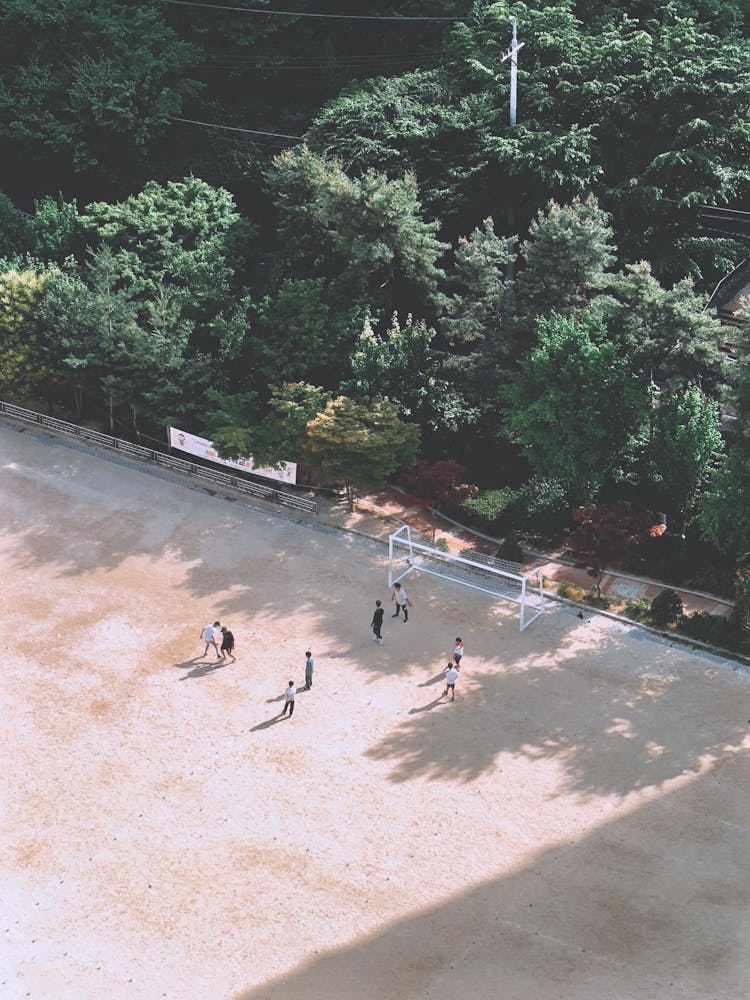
[
  {"xmin": 168, "ymin": 115, "xmax": 303, "ymax": 139},
  {"xmin": 163, "ymin": 1, "xmax": 470, "ymax": 21}
]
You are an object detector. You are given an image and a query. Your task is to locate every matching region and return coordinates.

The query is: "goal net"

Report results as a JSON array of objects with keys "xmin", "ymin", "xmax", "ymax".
[{"xmin": 388, "ymin": 524, "xmax": 546, "ymax": 631}]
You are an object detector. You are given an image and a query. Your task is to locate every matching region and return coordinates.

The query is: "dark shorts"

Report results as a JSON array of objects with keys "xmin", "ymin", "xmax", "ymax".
[{"xmin": 446, "ymin": 682, "xmax": 455, "ymax": 690}]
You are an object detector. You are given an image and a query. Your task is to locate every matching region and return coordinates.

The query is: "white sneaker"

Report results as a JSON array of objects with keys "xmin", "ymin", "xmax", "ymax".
[{"xmin": 378, "ymin": 638, "xmax": 384, "ymax": 645}]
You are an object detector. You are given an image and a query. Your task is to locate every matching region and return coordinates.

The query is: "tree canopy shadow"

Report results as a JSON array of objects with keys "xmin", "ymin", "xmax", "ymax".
[{"xmin": 366, "ymin": 624, "xmax": 749, "ymax": 799}]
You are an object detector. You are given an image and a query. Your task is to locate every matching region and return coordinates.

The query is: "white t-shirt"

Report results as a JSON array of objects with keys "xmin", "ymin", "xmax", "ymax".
[
  {"xmin": 202, "ymin": 625, "xmax": 215, "ymax": 643},
  {"xmin": 394, "ymin": 588, "xmax": 407, "ymax": 606},
  {"xmin": 445, "ymin": 666, "xmax": 460, "ymax": 686},
  {"xmin": 285, "ymin": 685, "xmax": 296, "ymax": 701}
]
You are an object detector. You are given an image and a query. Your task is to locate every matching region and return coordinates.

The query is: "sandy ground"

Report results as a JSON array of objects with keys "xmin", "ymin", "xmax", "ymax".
[{"xmin": 2, "ymin": 419, "xmax": 750, "ymax": 1000}]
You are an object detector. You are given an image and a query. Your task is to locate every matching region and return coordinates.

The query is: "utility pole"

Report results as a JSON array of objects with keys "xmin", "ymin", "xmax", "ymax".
[
  {"xmin": 501, "ymin": 16, "xmax": 524, "ymax": 280},
  {"xmin": 500, "ymin": 16, "xmax": 524, "ymax": 127}
]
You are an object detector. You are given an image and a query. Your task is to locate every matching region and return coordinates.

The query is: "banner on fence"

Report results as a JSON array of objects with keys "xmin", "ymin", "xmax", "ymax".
[{"xmin": 168, "ymin": 427, "xmax": 297, "ymax": 484}]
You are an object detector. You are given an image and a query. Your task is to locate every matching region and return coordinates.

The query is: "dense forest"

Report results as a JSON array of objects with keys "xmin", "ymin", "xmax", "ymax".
[{"xmin": 1, "ymin": 0, "xmax": 750, "ymax": 596}]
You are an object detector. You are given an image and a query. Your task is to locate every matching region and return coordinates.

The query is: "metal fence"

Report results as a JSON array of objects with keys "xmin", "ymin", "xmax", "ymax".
[{"xmin": 0, "ymin": 400, "xmax": 318, "ymax": 515}]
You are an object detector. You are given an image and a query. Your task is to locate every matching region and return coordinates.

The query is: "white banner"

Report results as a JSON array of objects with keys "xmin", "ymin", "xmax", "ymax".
[{"xmin": 169, "ymin": 427, "xmax": 297, "ymax": 484}]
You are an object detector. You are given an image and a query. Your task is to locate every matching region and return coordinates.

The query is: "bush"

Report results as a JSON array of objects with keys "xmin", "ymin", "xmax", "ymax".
[
  {"xmin": 512, "ymin": 477, "xmax": 568, "ymax": 535},
  {"xmin": 459, "ymin": 488, "xmax": 518, "ymax": 533},
  {"xmin": 650, "ymin": 588, "xmax": 683, "ymax": 626},
  {"xmin": 497, "ymin": 531, "xmax": 524, "ymax": 563},
  {"xmin": 585, "ymin": 590, "xmax": 611, "ymax": 610},
  {"xmin": 433, "ymin": 536, "xmax": 450, "ymax": 552},
  {"xmin": 676, "ymin": 611, "xmax": 741, "ymax": 649},
  {"xmin": 557, "ymin": 579, "xmax": 585, "ymax": 602},
  {"xmin": 623, "ymin": 596, "xmax": 652, "ymax": 623}
]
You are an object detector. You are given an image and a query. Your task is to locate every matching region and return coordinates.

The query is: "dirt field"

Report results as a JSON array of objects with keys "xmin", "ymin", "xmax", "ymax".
[{"xmin": 3, "ymin": 419, "xmax": 750, "ymax": 1000}]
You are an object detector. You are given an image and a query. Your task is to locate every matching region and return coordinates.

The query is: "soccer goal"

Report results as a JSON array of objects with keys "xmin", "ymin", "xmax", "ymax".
[{"xmin": 388, "ymin": 524, "xmax": 546, "ymax": 631}]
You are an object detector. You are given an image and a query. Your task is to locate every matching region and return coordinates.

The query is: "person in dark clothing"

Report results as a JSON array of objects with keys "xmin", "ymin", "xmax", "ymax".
[
  {"xmin": 220, "ymin": 626, "xmax": 236, "ymax": 662},
  {"xmin": 371, "ymin": 600, "xmax": 384, "ymax": 644}
]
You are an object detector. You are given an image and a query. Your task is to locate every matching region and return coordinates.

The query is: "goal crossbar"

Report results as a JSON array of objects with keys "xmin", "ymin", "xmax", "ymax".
[{"xmin": 388, "ymin": 524, "xmax": 545, "ymax": 631}]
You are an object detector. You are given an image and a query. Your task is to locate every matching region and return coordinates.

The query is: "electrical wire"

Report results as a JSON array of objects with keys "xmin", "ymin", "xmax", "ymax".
[
  {"xmin": 169, "ymin": 115, "xmax": 303, "ymax": 139},
  {"xmin": 163, "ymin": 1, "xmax": 470, "ymax": 21}
]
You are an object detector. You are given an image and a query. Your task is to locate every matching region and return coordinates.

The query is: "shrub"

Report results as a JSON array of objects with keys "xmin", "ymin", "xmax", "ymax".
[
  {"xmin": 585, "ymin": 590, "xmax": 611, "ymax": 610},
  {"xmin": 557, "ymin": 579, "xmax": 585, "ymax": 602},
  {"xmin": 433, "ymin": 535, "xmax": 450, "ymax": 552},
  {"xmin": 650, "ymin": 588, "xmax": 683, "ymax": 626},
  {"xmin": 497, "ymin": 531, "xmax": 524, "ymax": 563},
  {"xmin": 623, "ymin": 596, "xmax": 652, "ymax": 623},
  {"xmin": 512, "ymin": 477, "xmax": 568, "ymax": 535},
  {"xmin": 676, "ymin": 612, "xmax": 737, "ymax": 648},
  {"xmin": 459, "ymin": 488, "xmax": 518, "ymax": 532}
]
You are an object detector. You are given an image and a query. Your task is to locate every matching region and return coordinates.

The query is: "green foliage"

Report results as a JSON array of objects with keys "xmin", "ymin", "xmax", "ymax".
[
  {"xmin": 676, "ymin": 611, "xmax": 747, "ymax": 651},
  {"xmin": 503, "ymin": 312, "xmax": 649, "ymax": 503},
  {"xmin": 306, "ymin": 68, "xmax": 487, "ymax": 223},
  {"xmin": 345, "ymin": 314, "xmax": 467, "ymax": 433},
  {"xmin": 27, "ymin": 195, "xmax": 79, "ymax": 262},
  {"xmin": 442, "ymin": 217, "xmax": 518, "ymax": 362},
  {"xmin": 304, "ymin": 395, "xmax": 420, "ymax": 510},
  {"xmin": 591, "ymin": 262, "xmax": 728, "ymax": 394},
  {"xmin": 497, "ymin": 531, "xmax": 524, "ymax": 564},
  {"xmin": 268, "ymin": 147, "xmax": 447, "ymax": 325},
  {"xmin": 650, "ymin": 589, "xmax": 684, "ymax": 626},
  {"xmin": 557, "ymin": 579, "xmax": 585, "ymax": 602},
  {"xmin": 512, "ymin": 477, "xmax": 569, "ymax": 535},
  {"xmin": 459, "ymin": 488, "xmax": 518, "ymax": 533},
  {"xmin": 516, "ymin": 196, "xmax": 616, "ymax": 328},
  {"xmin": 0, "ymin": 267, "xmax": 51, "ymax": 396},
  {"xmin": 698, "ymin": 450, "xmax": 750, "ymax": 556},
  {"xmin": 648, "ymin": 385, "xmax": 725, "ymax": 531},
  {"xmin": 0, "ymin": 194, "xmax": 29, "ymax": 259},
  {"xmin": 0, "ymin": 0, "xmax": 199, "ymax": 186},
  {"xmin": 254, "ymin": 279, "xmax": 365, "ymax": 388},
  {"xmin": 206, "ymin": 383, "xmax": 330, "ymax": 469},
  {"xmin": 623, "ymin": 596, "xmax": 653, "ymax": 623}
]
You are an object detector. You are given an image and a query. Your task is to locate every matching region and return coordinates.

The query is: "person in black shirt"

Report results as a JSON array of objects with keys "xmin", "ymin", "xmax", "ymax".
[
  {"xmin": 220, "ymin": 626, "xmax": 236, "ymax": 662},
  {"xmin": 371, "ymin": 600, "xmax": 384, "ymax": 644}
]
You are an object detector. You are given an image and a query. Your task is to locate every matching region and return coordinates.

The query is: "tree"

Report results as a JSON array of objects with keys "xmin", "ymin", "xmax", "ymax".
[
  {"xmin": 252, "ymin": 278, "xmax": 366, "ymax": 389},
  {"xmin": 648, "ymin": 385, "xmax": 724, "ymax": 537},
  {"xmin": 591, "ymin": 261, "xmax": 728, "ymax": 395},
  {"xmin": 0, "ymin": 266, "xmax": 50, "ymax": 397},
  {"xmin": 268, "ymin": 147, "xmax": 447, "ymax": 326},
  {"xmin": 344, "ymin": 314, "xmax": 467, "ymax": 433},
  {"xmin": 304, "ymin": 395, "xmax": 420, "ymax": 511},
  {"xmin": 442, "ymin": 217, "xmax": 518, "ymax": 362},
  {"xmin": 0, "ymin": 194, "xmax": 29, "ymax": 259},
  {"xmin": 515, "ymin": 196, "xmax": 616, "ymax": 328},
  {"xmin": 204, "ymin": 383, "xmax": 330, "ymax": 472},
  {"xmin": 503, "ymin": 312, "xmax": 649, "ymax": 504},
  {"xmin": 0, "ymin": 0, "xmax": 199, "ymax": 191},
  {"xmin": 306, "ymin": 68, "xmax": 484, "ymax": 223},
  {"xmin": 697, "ymin": 450, "xmax": 750, "ymax": 557},
  {"xmin": 400, "ymin": 458, "xmax": 478, "ymax": 541},
  {"xmin": 568, "ymin": 504, "xmax": 664, "ymax": 599},
  {"xmin": 76, "ymin": 180, "xmax": 253, "ymax": 418},
  {"xmin": 27, "ymin": 195, "xmax": 79, "ymax": 263}
]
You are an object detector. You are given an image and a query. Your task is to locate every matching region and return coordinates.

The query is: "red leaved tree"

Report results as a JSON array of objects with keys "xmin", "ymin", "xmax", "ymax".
[
  {"xmin": 400, "ymin": 460, "xmax": 478, "ymax": 541},
  {"xmin": 568, "ymin": 505, "xmax": 665, "ymax": 598}
]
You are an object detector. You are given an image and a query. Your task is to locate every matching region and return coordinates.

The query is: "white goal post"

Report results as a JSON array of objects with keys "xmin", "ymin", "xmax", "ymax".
[{"xmin": 388, "ymin": 524, "xmax": 546, "ymax": 631}]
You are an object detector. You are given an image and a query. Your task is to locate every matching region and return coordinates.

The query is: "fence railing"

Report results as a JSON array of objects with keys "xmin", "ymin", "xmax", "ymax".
[{"xmin": 0, "ymin": 400, "xmax": 317, "ymax": 515}]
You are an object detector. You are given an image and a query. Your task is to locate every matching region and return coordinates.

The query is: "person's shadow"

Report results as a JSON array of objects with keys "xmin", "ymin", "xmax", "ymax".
[
  {"xmin": 418, "ymin": 671, "xmax": 448, "ymax": 688},
  {"xmin": 408, "ymin": 696, "xmax": 444, "ymax": 715},
  {"xmin": 250, "ymin": 715, "xmax": 288, "ymax": 731},
  {"xmin": 179, "ymin": 661, "xmax": 225, "ymax": 680}
]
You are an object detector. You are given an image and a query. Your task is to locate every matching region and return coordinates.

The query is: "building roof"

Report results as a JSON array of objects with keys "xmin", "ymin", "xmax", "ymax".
[{"xmin": 705, "ymin": 257, "xmax": 750, "ymax": 314}]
